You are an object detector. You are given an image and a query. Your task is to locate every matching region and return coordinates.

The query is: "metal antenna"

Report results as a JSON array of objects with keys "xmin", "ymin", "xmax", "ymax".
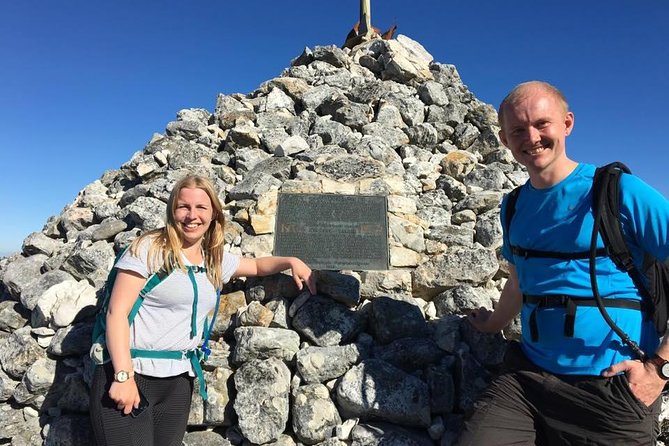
[{"xmin": 359, "ymin": 0, "xmax": 372, "ymax": 39}]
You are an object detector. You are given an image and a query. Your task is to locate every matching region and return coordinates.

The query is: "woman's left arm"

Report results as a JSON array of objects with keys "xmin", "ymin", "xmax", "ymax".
[{"xmin": 233, "ymin": 256, "xmax": 317, "ymax": 294}]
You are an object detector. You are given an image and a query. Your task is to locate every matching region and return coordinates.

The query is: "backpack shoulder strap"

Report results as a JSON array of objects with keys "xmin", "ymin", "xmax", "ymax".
[
  {"xmin": 594, "ymin": 162, "xmax": 635, "ymax": 272},
  {"xmin": 590, "ymin": 161, "xmax": 648, "ymax": 360},
  {"xmin": 504, "ymin": 185, "xmax": 522, "ymax": 235}
]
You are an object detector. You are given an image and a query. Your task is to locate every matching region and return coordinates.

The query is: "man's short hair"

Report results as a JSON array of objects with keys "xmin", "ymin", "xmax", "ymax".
[{"xmin": 498, "ymin": 81, "xmax": 569, "ymax": 127}]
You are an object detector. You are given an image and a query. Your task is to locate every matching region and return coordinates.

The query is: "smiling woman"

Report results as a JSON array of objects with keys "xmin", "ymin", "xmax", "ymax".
[{"xmin": 88, "ymin": 174, "xmax": 316, "ymax": 446}]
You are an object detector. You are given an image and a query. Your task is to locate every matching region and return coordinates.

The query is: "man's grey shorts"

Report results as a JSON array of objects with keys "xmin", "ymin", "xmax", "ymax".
[{"xmin": 456, "ymin": 341, "xmax": 661, "ymax": 446}]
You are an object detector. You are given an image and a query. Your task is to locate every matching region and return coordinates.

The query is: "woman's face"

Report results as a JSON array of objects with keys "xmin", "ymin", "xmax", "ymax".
[{"xmin": 173, "ymin": 187, "xmax": 214, "ymax": 248}]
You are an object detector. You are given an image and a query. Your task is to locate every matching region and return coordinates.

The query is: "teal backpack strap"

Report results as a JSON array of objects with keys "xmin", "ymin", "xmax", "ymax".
[
  {"xmin": 200, "ymin": 288, "xmax": 222, "ymax": 359},
  {"xmin": 127, "ymin": 268, "xmax": 169, "ymax": 325},
  {"xmin": 130, "ymin": 348, "xmax": 209, "ymax": 399}
]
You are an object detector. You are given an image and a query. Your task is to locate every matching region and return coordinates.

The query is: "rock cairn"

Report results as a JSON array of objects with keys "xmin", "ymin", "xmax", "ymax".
[{"xmin": 1, "ymin": 33, "xmax": 592, "ymax": 445}]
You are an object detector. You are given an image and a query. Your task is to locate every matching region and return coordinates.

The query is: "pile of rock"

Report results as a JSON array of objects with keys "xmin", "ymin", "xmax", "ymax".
[{"xmin": 0, "ymin": 35, "xmax": 529, "ymax": 445}]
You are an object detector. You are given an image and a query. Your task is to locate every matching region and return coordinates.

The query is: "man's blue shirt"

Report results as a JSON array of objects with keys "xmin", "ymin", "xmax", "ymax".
[{"xmin": 501, "ymin": 163, "xmax": 669, "ymax": 375}]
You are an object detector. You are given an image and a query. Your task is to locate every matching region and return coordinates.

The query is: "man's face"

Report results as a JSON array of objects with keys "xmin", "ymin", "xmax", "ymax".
[{"xmin": 499, "ymin": 87, "xmax": 574, "ymax": 179}]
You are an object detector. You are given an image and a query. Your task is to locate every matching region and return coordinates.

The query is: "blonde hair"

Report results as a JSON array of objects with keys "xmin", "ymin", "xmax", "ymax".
[
  {"xmin": 498, "ymin": 80, "xmax": 569, "ymax": 127},
  {"xmin": 130, "ymin": 175, "xmax": 227, "ymax": 289}
]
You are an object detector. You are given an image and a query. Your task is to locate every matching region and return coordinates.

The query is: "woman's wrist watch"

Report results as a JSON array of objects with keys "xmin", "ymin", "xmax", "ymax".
[
  {"xmin": 648, "ymin": 355, "xmax": 669, "ymax": 380},
  {"xmin": 114, "ymin": 370, "xmax": 134, "ymax": 383}
]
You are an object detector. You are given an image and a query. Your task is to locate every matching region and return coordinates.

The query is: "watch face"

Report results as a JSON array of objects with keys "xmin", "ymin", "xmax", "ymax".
[
  {"xmin": 660, "ymin": 363, "xmax": 669, "ymax": 379},
  {"xmin": 115, "ymin": 371, "xmax": 129, "ymax": 382}
]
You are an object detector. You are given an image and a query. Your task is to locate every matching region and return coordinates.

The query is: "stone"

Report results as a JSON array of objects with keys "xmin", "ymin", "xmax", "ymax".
[
  {"xmin": 1, "ymin": 254, "xmax": 47, "ymax": 300},
  {"xmin": 292, "ymin": 384, "xmax": 342, "ymax": 444},
  {"xmin": 0, "ymin": 326, "xmax": 44, "ymax": 380},
  {"xmin": 336, "ymin": 359, "xmax": 431, "ymax": 428},
  {"xmin": 413, "ymin": 247, "xmax": 499, "ymax": 298},
  {"xmin": 292, "ymin": 296, "xmax": 365, "ymax": 347},
  {"xmin": 369, "ymin": 296, "xmax": 429, "ymax": 345},
  {"xmin": 296, "ymin": 344, "xmax": 364, "ymax": 384},
  {"xmin": 231, "ymin": 327, "xmax": 300, "ymax": 365},
  {"xmin": 234, "ymin": 358, "xmax": 291, "ymax": 444},
  {"xmin": 22, "ymin": 232, "xmax": 60, "ymax": 256}
]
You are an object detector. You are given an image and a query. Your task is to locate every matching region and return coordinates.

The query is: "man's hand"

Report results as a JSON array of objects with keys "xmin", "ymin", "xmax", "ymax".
[{"xmin": 602, "ymin": 359, "xmax": 665, "ymax": 406}]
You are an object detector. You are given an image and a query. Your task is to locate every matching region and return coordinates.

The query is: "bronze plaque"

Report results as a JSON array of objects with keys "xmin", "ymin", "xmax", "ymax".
[{"xmin": 274, "ymin": 193, "xmax": 389, "ymax": 270}]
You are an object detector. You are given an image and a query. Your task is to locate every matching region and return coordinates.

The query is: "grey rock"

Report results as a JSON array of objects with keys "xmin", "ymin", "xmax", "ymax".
[
  {"xmin": 292, "ymin": 384, "xmax": 342, "ymax": 444},
  {"xmin": 475, "ymin": 209, "xmax": 503, "ymax": 249},
  {"xmin": 413, "ymin": 247, "xmax": 498, "ymax": 297},
  {"xmin": 316, "ymin": 155, "xmax": 385, "ymax": 182},
  {"xmin": 231, "ymin": 327, "xmax": 300, "ymax": 365},
  {"xmin": 452, "ymin": 123, "xmax": 481, "ymax": 150},
  {"xmin": 292, "ymin": 296, "xmax": 365, "ymax": 347},
  {"xmin": 0, "ymin": 404, "xmax": 41, "ymax": 442},
  {"xmin": 315, "ymin": 271, "xmax": 361, "ymax": 307},
  {"xmin": 406, "ymin": 123, "xmax": 439, "ymax": 146},
  {"xmin": 22, "ymin": 357, "xmax": 56, "ymax": 394},
  {"xmin": 373, "ymin": 337, "xmax": 445, "ymax": 373},
  {"xmin": 302, "ymin": 85, "xmax": 340, "ymax": 111},
  {"xmin": 460, "ymin": 321, "xmax": 507, "ymax": 367},
  {"xmin": 0, "ymin": 366, "xmax": 18, "ymax": 401},
  {"xmin": 426, "ymin": 362, "xmax": 456, "ymax": 415},
  {"xmin": 455, "ymin": 350, "xmax": 493, "ymax": 413},
  {"xmin": 369, "ymin": 297, "xmax": 429, "ymax": 345},
  {"xmin": 313, "ymin": 45, "xmax": 349, "ymax": 68},
  {"xmin": 1, "ymin": 254, "xmax": 47, "ymax": 300},
  {"xmin": 351, "ymin": 422, "xmax": 434, "ymax": 446},
  {"xmin": 234, "ymin": 358, "xmax": 291, "ymax": 444},
  {"xmin": 418, "ymin": 80, "xmax": 449, "ymax": 106},
  {"xmin": 337, "ymin": 359, "xmax": 431, "ymax": 428},
  {"xmin": 362, "ymin": 122, "xmax": 410, "ymax": 148},
  {"xmin": 183, "ymin": 431, "xmax": 232, "ymax": 446},
  {"xmin": 0, "ymin": 326, "xmax": 43, "ymax": 379},
  {"xmin": 296, "ymin": 344, "xmax": 363, "ymax": 384},
  {"xmin": 434, "ymin": 285, "xmax": 498, "ymax": 317},
  {"xmin": 48, "ymin": 322, "xmax": 93, "ymax": 357},
  {"xmin": 123, "ymin": 196, "xmax": 167, "ymax": 230},
  {"xmin": 426, "ymin": 225, "xmax": 475, "ymax": 248},
  {"xmin": 265, "ymin": 87, "xmax": 296, "ymax": 112},
  {"xmin": 215, "ymin": 94, "xmax": 255, "ymax": 129},
  {"xmin": 22, "ymin": 232, "xmax": 60, "ymax": 256},
  {"xmin": 311, "ymin": 116, "xmax": 355, "ymax": 147},
  {"xmin": 246, "ymin": 156, "xmax": 293, "ymax": 181},
  {"xmin": 453, "ymin": 191, "xmax": 504, "ymax": 215},
  {"xmin": 276, "ymin": 135, "xmax": 309, "ymax": 157},
  {"xmin": 388, "ymin": 215, "xmax": 425, "ymax": 252},
  {"xmin": 91, "ymin": 219, "xmax": 128, "ymax": 241},
  {"xmin": 20, "ymin": 269, "xmax": 76, "ymax": 311},
  {"xmin": 229, "ymin": 172, "xmax": 282, "ymax": 200},
  {"xmin": 464, "ymin": 165, "xmax": 510, "ymax": 191},
  {"xmin": 381, "ymin": 92, "xmax": 425, "ymax": 127},
  {"xmin": 0, "ymin": 300, "xmax": 28, "ymax": 332},
  {"xmin": 166, "ymin": 120, "xmax": 208, "ymax": 140},
  {"xmin": 59, "ymin": 206, "xmax": 95, "ymax": 237},
  {"xmin": 62, "ymin": 240, "xmax": 114, "ymax": 286},
  {"xmin": 437, "ymin": 175, "xmax": 468, "ymax": 202}
]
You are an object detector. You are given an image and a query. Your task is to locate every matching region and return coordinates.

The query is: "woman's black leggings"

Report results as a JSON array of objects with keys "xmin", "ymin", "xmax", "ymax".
[{"xmin": 89, "ymin": 362, "xmax": 194, "ymax": 446}]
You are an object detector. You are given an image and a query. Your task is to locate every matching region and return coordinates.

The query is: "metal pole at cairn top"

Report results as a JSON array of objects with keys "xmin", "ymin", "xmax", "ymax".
[{"xmin": 359, "ymin": 0, "xmax": 372, "ymax": 38}]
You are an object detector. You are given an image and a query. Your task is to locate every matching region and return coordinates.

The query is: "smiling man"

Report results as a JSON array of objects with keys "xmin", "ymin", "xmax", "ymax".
[{"xmin": 456, "ymin": 81, "xmax": 669, "ymax": 445}]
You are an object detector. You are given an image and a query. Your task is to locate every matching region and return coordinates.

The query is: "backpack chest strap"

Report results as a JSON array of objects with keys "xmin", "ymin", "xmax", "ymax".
[{"xmin": 523, "ymin": 294, "xmax": 643, "ymax": 342}]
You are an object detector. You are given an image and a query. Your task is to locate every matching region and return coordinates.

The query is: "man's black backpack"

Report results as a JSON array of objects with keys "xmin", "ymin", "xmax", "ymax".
[{"xmin": 505, "ymin": 162, "xmax": 669, "ymax": 360}]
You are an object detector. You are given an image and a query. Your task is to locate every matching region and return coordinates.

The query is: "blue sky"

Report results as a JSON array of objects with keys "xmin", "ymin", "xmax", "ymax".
[{"xmin": 1, "ymin": 1, "xmax": 667, "ymax": 256}]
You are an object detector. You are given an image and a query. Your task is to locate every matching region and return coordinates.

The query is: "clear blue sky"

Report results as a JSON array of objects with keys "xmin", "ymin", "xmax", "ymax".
[{"xmin": 1, "ymin": 1, "xmax": 667, "ymax": 256}]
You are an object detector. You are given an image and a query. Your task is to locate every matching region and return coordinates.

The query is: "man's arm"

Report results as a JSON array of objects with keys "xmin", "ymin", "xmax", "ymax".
[{"xmin": 469, "ymin": 265, "xmax": 522, "ymax": 333}]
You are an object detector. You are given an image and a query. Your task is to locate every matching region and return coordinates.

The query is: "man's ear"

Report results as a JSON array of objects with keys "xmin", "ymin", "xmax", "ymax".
[
  {"xmin": 498, "ymin": 129, "xmax": 509, "ymax": 147},
  {"xmin": 564, "ymin": 111, "xmax": 575, "ymax": 136}
]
